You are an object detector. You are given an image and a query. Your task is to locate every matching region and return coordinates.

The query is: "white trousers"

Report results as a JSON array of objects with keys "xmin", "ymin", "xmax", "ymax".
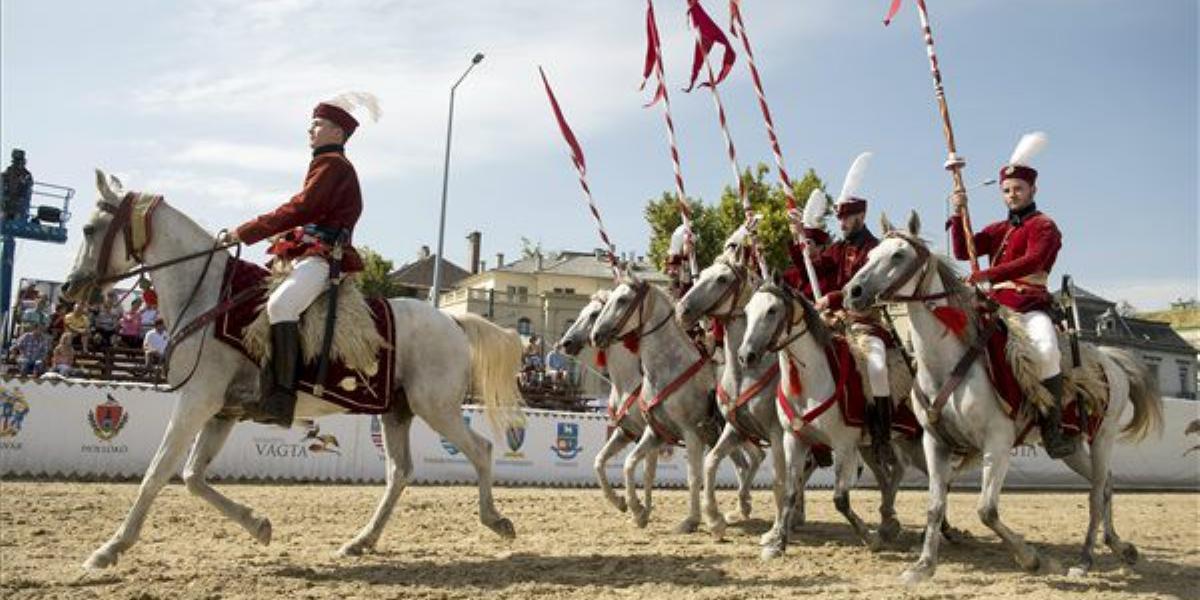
[
  {"xmin": 266, "ymin": 256, "xmax": 330, "ymax": 323},
  {"xmin": 1017, "ymin": 310, "xmax": 1062, "ymax": 380},
  {"xmin": 862, "ymin": 334, "xmax": 890, "ymax": 398}
]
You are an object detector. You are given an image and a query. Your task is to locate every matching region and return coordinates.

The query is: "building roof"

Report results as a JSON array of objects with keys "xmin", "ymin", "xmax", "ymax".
[
  {"xmin": 492, "ymin": 251, "xmax": 670, "ymax": 282},
  {"xmin": 389, "ymin": 255, "xmax": 470, "ymax": 290},
  {"xmin": 1056, "ymin": 286, "xmax": 1196, "ymax": 355}
]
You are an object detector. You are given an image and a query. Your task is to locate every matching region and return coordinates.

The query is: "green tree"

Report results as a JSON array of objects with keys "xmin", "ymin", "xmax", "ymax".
[
  {"xmin": 646, "ymin": 163, "xmax": 827, "ymax": 273},
  {"xmin": 355, "ymin": 246, "xmax": 403, "ymax": 299}
]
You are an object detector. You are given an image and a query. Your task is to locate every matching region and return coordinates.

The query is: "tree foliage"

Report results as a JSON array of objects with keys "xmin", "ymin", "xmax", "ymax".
[
  {"xmin": 645, "ymin": 163, "xmax": 827, "ymax": 273},
  {"xmin": 355, "ymin": 246, "xmax": 404, "ymax": 299}
]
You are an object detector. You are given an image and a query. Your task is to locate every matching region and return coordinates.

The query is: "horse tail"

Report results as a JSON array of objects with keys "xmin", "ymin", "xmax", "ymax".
[
  {"xmin": 452, "ymin": 313, "xmax": 524, "ymax": 434},
  {"xmin": 1099, "ymin": 347, "xmax": 1164, "ymax": 442}
]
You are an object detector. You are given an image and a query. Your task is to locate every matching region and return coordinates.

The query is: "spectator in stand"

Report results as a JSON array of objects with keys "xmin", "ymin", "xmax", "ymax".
[
  {"xmin": 118, "ymin": 298, "xmax": 143, "ymax": 348},
  {"xmin": 142, "ymin": 319, "xmax": 169, "ymax": 373},
  {"xmin": 20, "ymin": 295, "xmax": 49, "ymax": 330},
  {"xmin": 91, "ymin": 297, "xmax": 119, "ymax": 349},
  {"xmin": 139, "ymin": 298, "xmax": 159, "ymax": 336},
  {"xmin": 545, "ymin": 346, "xmax": 569, "ymax": 390},
  {"xmin": 10, "ymin": 324, "xmax": 49, "ymax": 376},
  {"xmin": 48, "ymin": 302, "xmax": 69, "ymax": 342},
  {"xmin": 64, "ymin": 303, "xmax": 90, "ymax": 352},
  {"xmin": 49, "ymin": 334, "xmax": 81, "ymax": 377}
]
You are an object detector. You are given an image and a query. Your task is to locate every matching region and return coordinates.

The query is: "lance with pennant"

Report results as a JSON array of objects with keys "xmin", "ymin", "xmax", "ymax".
[
  {"xmin": 727, "ymin": 0, "xmax": 821, "ymax": 297},
  {"xmin": 684, "ymin": 0, "xmax": 768, "ymax": 279},
  {"xmin": 642, "ymin": 0, "xmax": 698, "ymax": 281},
  {"xmin": 884, "ymin": 0, "xmax": 980, "ymax": 273},
  {"xmin": 539, "ymin": 66, "xmax": 622, "ymax": 281}
]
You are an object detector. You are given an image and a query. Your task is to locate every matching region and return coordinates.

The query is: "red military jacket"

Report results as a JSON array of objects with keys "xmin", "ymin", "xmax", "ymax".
[
  {"xmin": 785, "ymin": 243, "xmax": 838, "ymax": 301},
  {"xmin": 236, "ymin": 145, "xmax": 364, "ymax": 273},
  {"xmin": 810, "ymin": 227, "xmax": 879, "ymax": 312},
  {"xmin": 948, "ymin": 203, "xmax": 1061, "ymax": 313}
]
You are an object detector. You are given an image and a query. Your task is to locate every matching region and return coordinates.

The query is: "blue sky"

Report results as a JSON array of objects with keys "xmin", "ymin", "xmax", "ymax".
[{"xmin": 2, "ymin": 0, "xmax": 1196, "ymax": 310}]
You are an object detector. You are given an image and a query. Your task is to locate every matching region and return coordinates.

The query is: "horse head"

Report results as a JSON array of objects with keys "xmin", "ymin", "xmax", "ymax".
[
  {"xmin": 558, "ymin": 290, "xmax": 611, "ymax": 356},
  {"xmin": 739, "ymin": 280, "xmax": 824, "ymax": 368},
  {"xmin": 675, "ymin": 251, "xmax": 757, "ymax": 329},
  {"xmin": 591, "ymin": 274, "xmax": 651, "ymax": 348},
  {"xmin": 62, "ymin": 169, "xmax": 137, "ymax": 303},
  {"xmin": 844, "ymin": 210, "xmax": 926, "ymax": 312}
]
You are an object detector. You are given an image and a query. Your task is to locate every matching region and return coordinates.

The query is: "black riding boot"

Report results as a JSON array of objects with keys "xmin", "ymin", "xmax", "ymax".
[
  {"xmin": 869, "ymin": 396, "xmax": 896, "ymax": 465},
  {"xmin": 258, "ymin": 321, "xmax": 301, "ymax": 428},
  {"xmin": 1038, "ymin": 374, "xmax": 1075, "ymax": 459}
]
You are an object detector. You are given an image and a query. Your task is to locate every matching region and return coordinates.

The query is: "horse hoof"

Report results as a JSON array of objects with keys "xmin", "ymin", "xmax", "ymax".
[
  {"xmin": 878, "ymin": 518, "xmax": 902, "ymax": 542},
  {"xmin": 708, "ymin": 520, "xmax": 727, "ymax": 542},
  {"xmin": 1118, "ymin": 543, "xmax": 1139, "ymax": 565},
  {"xmin": 614, "ymin": 498, "xmax": 629, "ymax": 513},
  {"xmin": 760, "ymin": 529, "xmax": 781, "ymax": 546},
  {"xmin": 253, "ymin": 517, "xmax": 273, "ymax": 546},
  {"xmin": 83, "ymin": 548, "xmax": 117, "ymax": 570},
  {"xmin": 760, "ymin": 544, "xmax": 783, "ymax": 561},
  {"xmin": 632, "ymin": 508, "xmax": 650, "ymax": 529},
  {"xmin": 1067, "ymin": 565, "xmax": 1089, "ymax": 578},
  {"xmin": 673, "ymin": 518, "xmax": 700, "ymax": 534},
  {"xmin": 725, "ymin": 510, "xmax": 745, "ymax": 524},
  {"xmin": 336, "ymin": 540, "xmax": 368, "ymax": 557},
  {"xmin": 738, "ymin": 498, "xmax": 753, "ymax": 520},
  {"xmin": 900, "ymin": 567, "xmax": 930, "ymax": 587},
  {"xmin": 488, "ymin": 517, "xmax": 517, "ymax": 540},
  {"xmin": 941, "ymin": 526, "xmax": 969, "ymax": 544},
  {"xmin": 1017, "ymin": 551, "xmax": 1041, "ymax": 572},
  {"xmin": 866, "ymin": 533, "xmax": 884, "ymax": 553}
]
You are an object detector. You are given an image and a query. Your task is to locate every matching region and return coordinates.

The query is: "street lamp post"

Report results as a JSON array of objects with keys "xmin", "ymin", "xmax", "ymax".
[{"xmin": 430, "ymin": 52, "xmax": 485, "ymax": 307}]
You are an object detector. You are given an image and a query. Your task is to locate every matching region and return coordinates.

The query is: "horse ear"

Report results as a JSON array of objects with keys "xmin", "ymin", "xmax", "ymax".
[
  {"xmin": 907, "ymin": 210, "xmax": 921, "ymax": 236},
  {"xmin": 880, "ymin": 211, "xmax": 895, "ymax": 234},
  {"xmin": 95, "ymin": 169, "xmax": 116, "ymax": 203},
  {"xmin": 108, "ymin": 174, "xmax": 124, "ymax": 194}
]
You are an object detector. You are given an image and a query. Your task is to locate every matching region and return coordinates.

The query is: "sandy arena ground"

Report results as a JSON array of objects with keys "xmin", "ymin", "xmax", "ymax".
[{"xmin": 0, "ymin": 482, "xmax": 1196, "ymax": 599}]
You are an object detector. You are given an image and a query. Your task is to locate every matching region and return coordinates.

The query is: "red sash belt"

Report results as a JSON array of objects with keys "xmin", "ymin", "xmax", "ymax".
[
  {"xmin": 639, "ymin": 354, "xmax": 709, "ymax": 446},
  {"xmin": 716, "ymin": 362, "xmax": 780, "ymax": 445},
  {"xmin": 608, "ymin": 382, "xmax": 643, "ymax": 441}
]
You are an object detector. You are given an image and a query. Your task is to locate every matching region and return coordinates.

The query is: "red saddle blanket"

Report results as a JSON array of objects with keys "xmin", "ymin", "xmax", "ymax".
[
  {"xmin": 214, "ymin": 259, "xmax": 398, "ymax": 414},
  {"xmin": 984, "ymin": 318, "xmax": 1103, "ymax": 441},
  {"xmin": 834, "ymin": 336, "xmax": 922, "ymax": 438}
]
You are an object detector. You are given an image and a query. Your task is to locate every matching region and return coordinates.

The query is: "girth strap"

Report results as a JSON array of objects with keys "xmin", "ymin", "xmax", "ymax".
[
  {"xmin": 716, "ymin": 361, "xmax": 780, "ymax": 446},
  {"xmin": 910, "ymin": 315, "xmax": 1003, "ymax": 453},
  {"xmin": 776, "ymin": 344, "xmax": 843, "ymax": 445},
  {"xmin": 608, "ymin": 382, "xmax": 643, "ymax": 441},
  {"xmin": 639, "ymin": 354, "xmax": 708, "ymax": 446}
]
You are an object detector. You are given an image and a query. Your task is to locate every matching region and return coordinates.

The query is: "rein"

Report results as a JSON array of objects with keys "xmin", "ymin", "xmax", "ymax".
[{"xmin": 696, "ymin": 261, "xmax": 749, "ymax": 321}]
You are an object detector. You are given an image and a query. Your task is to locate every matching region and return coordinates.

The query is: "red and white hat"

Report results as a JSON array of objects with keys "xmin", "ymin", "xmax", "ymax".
[
  {"xmin": 1000, "ymin": 131, "xmax": 1047, "ymax": 185},
  {"xmin": 834, "ymin": 152, "xmax": 873, "ymax": 218},
  {"xmin": 312, "ymin": 91, "xmax": 382, "ymax": 137}
]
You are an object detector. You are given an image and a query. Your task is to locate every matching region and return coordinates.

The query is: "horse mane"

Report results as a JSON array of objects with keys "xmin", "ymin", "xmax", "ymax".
[
  {"xmin": 760, "ymin": 282, "xmax": 831, "ymax": 350},
  {"xmin": 589, "ymin": 289, "xmax": 611, "ymax": 304}
]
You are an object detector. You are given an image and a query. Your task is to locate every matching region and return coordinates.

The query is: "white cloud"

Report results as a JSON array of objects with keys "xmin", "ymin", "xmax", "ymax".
[{"xmin": 170, "ymin": 140, "xmax": 303, "ymax": 174}]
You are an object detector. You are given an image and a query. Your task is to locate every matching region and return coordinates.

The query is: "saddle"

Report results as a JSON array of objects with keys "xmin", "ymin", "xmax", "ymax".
[{"xmin": 214, "ymin": 258, "xmax": 398, "ymax": 414}]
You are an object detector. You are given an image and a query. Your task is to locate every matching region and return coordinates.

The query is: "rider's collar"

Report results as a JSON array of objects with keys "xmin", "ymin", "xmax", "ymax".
[
  {"xmin": 844, "ymin": 226, "xmax": 871, "ymax": 247},
  {"xmin": 312, "ymin": 144, "xmax": 345, "ymax": 157},
  {"xmin": 1007, "ymin": 202, "xmax": 1038, "ymax": 226}
]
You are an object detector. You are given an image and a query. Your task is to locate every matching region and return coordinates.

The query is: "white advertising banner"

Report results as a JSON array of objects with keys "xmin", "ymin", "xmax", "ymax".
[{"xmin": 1, "ymin": 378, "xmax": 1196, "ymax": 490}]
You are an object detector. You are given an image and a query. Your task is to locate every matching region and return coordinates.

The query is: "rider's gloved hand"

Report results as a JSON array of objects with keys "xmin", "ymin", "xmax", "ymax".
[{"xmin": 217, "ymin": 231, "xmax": 240, "ymax": 246}]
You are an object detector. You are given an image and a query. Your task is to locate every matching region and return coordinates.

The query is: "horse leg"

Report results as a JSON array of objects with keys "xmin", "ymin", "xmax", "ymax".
[
  {"xmin": 861, "ymin": 444, "xmax": 901, "ymax": 543},
  {"xmin": 1086, "ymin": 430, "xmax": 1138, "ymax": 566},
  {"xmin": 181, "ymin": 417, "xmax": 271, "ymax": 545},
  {"xmin": 623, "ymin": 429, "xmax": 660, "ymax": 529},
  {"xmin": 833, "ymin": 443, "xmax": 882, "ymax": 551},
  {"xmin": 977, "ymin": 439, "xmax": 1040, "ymax": 572},
  {"xmin": 904, "ymin": 435, "xmax": 966, "ymax": 544},
  {"xmin": 594, "ymin": 429, "xmax": 633, "ymax": 513},
  {"xmin": 762, "ymin": 433, "xmax": 806, "ymax": 560},
  {"xmin": 732, "ymin": 441, "xmax": 765, "ymax": 522},
  {"xmin": 901, "ymin": 433, "xmax": 952, "ymax": 585},
  {"xmin": 85, "ymin": 396, "xmax": 219, "ymax": 569},
  {"xmin": 702, "ymin": 425, "xmax": 743, "ymax": 540},
  {"xmin": 792, "ymin": 453, "xmax": 815, "ymax": 533},
  {"xmin": 675, "ymin": 428, "xmax": 705, "ymax": 534},
  {"xmin": 426, "ymin": 408, "xmax": 514, "ymax": 540},
  {"xmin": 761, "ymin": 428, "xmax": 788, "ymax": 546},
  {"xmin": 338, "ymin": 410, "xmax": 415, "ymax": 556}
]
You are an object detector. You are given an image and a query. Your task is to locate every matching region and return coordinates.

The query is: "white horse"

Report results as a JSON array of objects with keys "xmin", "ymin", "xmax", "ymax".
[
  {"xmin": 64, "ymin": 171, "xmax": 524, "ymax": 569},
  {"xmin": 843, "ymin": 212, "xmax": 1163, "ymax": 583},
  {"xmin": 740, "ymin": 281, "xmax": 900, "ymax": 558},
  {"xmin": 591, "ymin": 276, "xmax": 763, "ymax": 533},
  {"xmin": 556, "ymin": 290, "xmax": 656, "ymax": 513}
]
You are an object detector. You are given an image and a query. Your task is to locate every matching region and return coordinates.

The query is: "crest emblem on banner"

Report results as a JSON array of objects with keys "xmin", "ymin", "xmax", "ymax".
[
  {"xmin": 87, "ymin": 394, "xmax": 129, "ymax": 442},
  {"xmin": 504, "ymin": 424, "xmax": 526, "ymax": 458},
  {"xmin": 441, "ymin": 415, "xmax": 471, "ymax": 456},
  {"xmin": 551, "ymin": 422, "xmax": 583, "ymax": 460},
  {"xmin": 370, "ymin": 416, "xmax": 384, "ymax": 453},
  {"xmin": 0, "ymin": 387, "xmax": 30, "ymax": 438},
  {"xmin": 300, "ymin": 422, "xmax": 340, "ymax": 455}
]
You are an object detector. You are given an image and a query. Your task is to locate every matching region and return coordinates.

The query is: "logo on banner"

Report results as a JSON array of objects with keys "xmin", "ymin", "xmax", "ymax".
[
  {"xmin": 441, "ymin": 415, "xmax": 471, "ymax": 456},
  {"xmin": 551, "ymin": 422, "xmax": 583, "ymax": 460},
  {"xmin": 504, "ymin": 424, "xmax": 526, "ymax": 458},
  {"xmin": 300, "ymin": 423, "xmax": 341, "ymax": 455},
  {"xmin": 0, "ymin": 387, "xmax": 29, "ymax": 449},
  {"xmin": 370, "ymin": 416, "xmax": 385, "ymax": 454},
  {"xmin": 88, "ymin": 394, "xmax": 129, "ymax": 442}
]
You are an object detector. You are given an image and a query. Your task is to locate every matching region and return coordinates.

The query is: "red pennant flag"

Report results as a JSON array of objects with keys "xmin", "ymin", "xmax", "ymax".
[
  {"xmin": 684, "ymin": 0, "xmax": 736, "ymax": 92},
  {"xmin": 883, "ymin": 0, "xmax": 904, "ymax": 25},
  {"xmin": 539, "ymin": 66, "xmax": 586, "ymax": 176},
  {"xmin": 640, "ymin": 0, "xmax": 667, "ymax": 107}
]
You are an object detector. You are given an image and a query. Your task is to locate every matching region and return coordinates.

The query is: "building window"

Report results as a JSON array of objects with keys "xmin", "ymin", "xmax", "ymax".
[
  {"xmin": 517, "ymin": 317, "xmax": 532, "ymax": 336},
  {"xmin": 1178, "ymin": 361, "xmax": 1193, "ymax": 399},
  {"xmin": 1142, "ymin": 355, "xmax": 1161, "ymax": 389},
  {"xmin": 518, "ymin": 286, "xmax": 528, "ymax": 303},
  {"xmin": 506, "ymin": 285, "xmax": 516, "ymax": 301}
]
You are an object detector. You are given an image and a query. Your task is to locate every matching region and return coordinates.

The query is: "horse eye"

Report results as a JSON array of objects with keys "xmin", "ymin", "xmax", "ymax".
[
  {"xmin": 716, "ymin": 275, "xmax": 728, "ymax": 283},
  {"xmin": 767, "ymin": 307, "xmax": 777, "ymax": 316},
  {"xmin": 82, "ymin": 225, "xmax": 95, "ymax": 236},
  {"xmin": 892, "ymin": 251, "xmax": 904, "ymax": 262}
]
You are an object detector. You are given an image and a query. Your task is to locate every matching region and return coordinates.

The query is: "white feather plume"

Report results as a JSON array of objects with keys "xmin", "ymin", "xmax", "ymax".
[
  {"xmin": 802, "ymin": 188, "xmax": 828, "ymax": 228},
  {"xmin": 326, "ymin": 91, "xmax": 383, "ymax": 122},
  {"xmin": 838, "ymin": 152, "xmax": 873, "ymax": 203},
  {"xmin": 724, "ymin": 223, "xmax": 750, "ymax": 251},
  {"xmin": 668, "ymin": 223, "xmax": 691, "ymax": 256},
  {"xmin": 1008, "ymin": 131, "xmax": 1047, "ymax": 167}
]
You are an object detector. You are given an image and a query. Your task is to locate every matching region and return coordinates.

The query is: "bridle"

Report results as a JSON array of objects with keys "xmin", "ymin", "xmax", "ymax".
[
  {"xmin": 875, "ymin": 231, "xmax": 952, "ymax": 304},
  {"xmin": 758, "ymin": 284, "xmax": 811, "ymax": 354},
  {"xmin": 603, "ymin": 280, "xmax": 673, "ymax": 349},
  {"xmin": 694, "ymin": 259, "xmax": 751, "ymax": 321}
]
